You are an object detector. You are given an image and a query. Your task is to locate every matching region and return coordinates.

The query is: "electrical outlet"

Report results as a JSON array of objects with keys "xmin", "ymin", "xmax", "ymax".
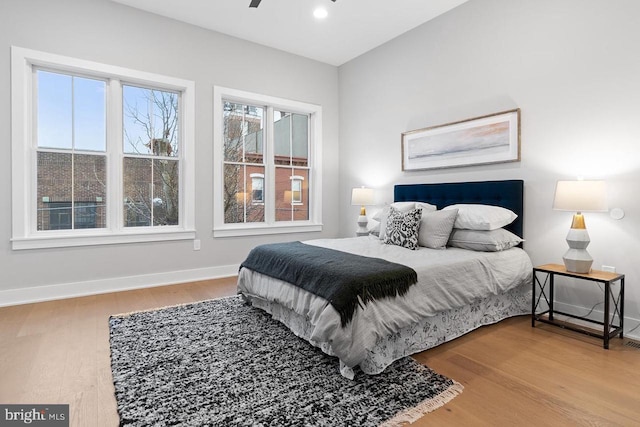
[
  {"xmin": 193, "ymin": 239, "xmax": 201, "ymax": 251},
  {"xmin": 602, "ymin": 265, "xmax": 616, "ymax": 273}
]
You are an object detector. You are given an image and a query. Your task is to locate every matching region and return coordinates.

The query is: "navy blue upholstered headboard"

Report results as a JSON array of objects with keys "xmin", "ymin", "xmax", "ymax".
[{"xmin": 394, "ymin": 180, "xmax": 524, "ymax": 238}]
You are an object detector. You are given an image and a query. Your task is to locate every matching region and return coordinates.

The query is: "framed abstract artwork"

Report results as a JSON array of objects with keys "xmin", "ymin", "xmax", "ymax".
[{"xmin": 401, "ymin": 109, "xmax": 520, "ymax": 171}]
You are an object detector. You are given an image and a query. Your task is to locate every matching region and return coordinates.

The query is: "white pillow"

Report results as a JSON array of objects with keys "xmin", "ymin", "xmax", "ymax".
[
  {"xmin": 443, "ymin": 204, "xmax": 517, "ymax": 231},
  {"xmin": 418, "ymin": 209, "xmax": 458, "ymax": 249},
  {"xmin": 390, "ymin": 201, "xmax": 419, "ymax": 211},
  {"xmin": 375, "ymin": 202, "xmax": 437, "ymax": 239},
  {"xmin": 416, "ymin": 202, "xmax": 438, "ymax": 213},
  {"xmin": 448, "ymin": 228, "xmax": 523, "ymax": 251},
  {"xmin": 369, "ymin": 221, "xmax": 381, "ymax": 236}
]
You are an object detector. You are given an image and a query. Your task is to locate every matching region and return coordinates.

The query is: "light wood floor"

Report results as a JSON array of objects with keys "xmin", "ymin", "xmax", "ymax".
[{"xmin": 1, "ymin": 277, "xmax": 638, "ymax": 426}]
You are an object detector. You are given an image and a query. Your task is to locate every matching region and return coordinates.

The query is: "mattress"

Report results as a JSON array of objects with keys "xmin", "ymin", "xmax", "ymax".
[{"xmin": 238, "ymin": 236, "xmax": 532, "ymax": 378}]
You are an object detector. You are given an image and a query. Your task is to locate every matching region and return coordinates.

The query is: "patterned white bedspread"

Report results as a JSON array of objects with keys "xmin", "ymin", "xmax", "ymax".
[{"xmin": 238, "ymin": 236, "xmax": 532, "ymax": 377}]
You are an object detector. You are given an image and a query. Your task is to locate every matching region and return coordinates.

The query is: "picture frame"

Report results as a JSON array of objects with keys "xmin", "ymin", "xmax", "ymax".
[{"xmin": 401, "ymin": 108, "xmax": 521, "ymax": 171}]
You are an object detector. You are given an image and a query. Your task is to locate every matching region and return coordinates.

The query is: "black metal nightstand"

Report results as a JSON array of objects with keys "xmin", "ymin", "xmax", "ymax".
[{"xmin": 532, "ymin": 263, "xmax": 625, "ymax": 349}]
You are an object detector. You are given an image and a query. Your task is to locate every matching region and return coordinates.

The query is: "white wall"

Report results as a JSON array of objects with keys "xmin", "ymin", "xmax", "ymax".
[
  {"xmin": 0, "ymin": 0, "xmax": 340, "ymax": 303},
  {"xmin": 339, "ymin": 0, "xmax": 640, "ymax": 337}
]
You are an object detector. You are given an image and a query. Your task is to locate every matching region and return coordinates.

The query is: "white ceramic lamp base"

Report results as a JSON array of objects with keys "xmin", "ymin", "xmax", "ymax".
[
  {"xmin": 356, "ymin": 214, "xmax": 369, "ymax": 236},
  {"xmin": 562, "ymin": 227, "xmax": 593, "ymax": 273}
]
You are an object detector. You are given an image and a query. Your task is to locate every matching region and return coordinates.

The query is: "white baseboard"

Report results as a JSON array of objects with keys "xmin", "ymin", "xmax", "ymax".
[
  {"xmin": 0, "ymin": 264, "xmax": 240, "ymax": 308},
  {"xmin": 552, "ymin": 301, "xmax": 640, "ymax": 341}
]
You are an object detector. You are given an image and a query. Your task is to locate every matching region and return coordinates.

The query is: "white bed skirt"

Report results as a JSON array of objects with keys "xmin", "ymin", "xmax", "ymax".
[{"xmin": 243, "ymin": 282, "xmax": 531, "ymax": 379}]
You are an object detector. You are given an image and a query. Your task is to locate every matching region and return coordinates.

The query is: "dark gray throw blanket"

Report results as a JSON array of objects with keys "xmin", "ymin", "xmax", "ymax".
[{"xmin": 240, "ymin": 241, "xmax": 418, "ymax": 326}]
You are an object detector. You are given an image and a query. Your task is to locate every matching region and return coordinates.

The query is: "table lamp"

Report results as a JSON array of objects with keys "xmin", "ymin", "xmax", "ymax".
[
  {"xmin": 351, "ymin": 187, "xmax": 374, "ymax": 236},
  {"xmin": 552, "ymin": 180, "xmax": 607, "ymax": 273}
]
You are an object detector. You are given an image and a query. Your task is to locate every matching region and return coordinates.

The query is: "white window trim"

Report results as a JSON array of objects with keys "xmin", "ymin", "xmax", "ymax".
[
  {"xmin": 11, "ymin": 46, "xmax": 196, "ymax": 250},
  {"xmin": 213, "ymin": 86, "xmax": 323, "ymax": 237}
]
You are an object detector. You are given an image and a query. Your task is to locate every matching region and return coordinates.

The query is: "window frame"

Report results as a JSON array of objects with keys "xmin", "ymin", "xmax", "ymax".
[
  {"xmin": 213, "ymin": 86, "xmax": 322, "ymax": 237},
  {"xmin": 11, "ymin": 46, "xmax": 196, "ymax": 250}
]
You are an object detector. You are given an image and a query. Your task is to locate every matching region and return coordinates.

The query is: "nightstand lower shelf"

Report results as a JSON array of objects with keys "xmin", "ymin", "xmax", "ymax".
[{"xmin": 532, "ymin": 264, "xmax": 625, "ymax": 349}]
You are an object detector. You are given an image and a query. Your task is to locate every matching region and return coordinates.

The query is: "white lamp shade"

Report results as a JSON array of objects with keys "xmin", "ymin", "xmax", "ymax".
[
  {"xmin": 552, "ymin": 180, "xmax": 607, "ymax": 212},
  {"xmin": 351, "ymin": 187, "xmax": 374, "ymax": 206}
]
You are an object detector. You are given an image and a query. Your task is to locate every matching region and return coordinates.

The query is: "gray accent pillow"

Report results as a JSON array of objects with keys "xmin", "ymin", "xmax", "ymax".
[
  {"xmin": 383, "ymin": 207, "xmax": 422, "ymax": 250},
  {"xmin": 448, "ymin": 228, "xmax": 523, "ymax": 252},
  {"xmin": 418, "ymin": 209, "xmax": 458, "ymax": 249}
]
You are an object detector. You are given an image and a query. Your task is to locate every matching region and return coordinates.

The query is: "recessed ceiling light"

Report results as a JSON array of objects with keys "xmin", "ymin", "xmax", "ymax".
[{"xmin": 313, "ymin": 7, "xmax": 328, "ymax": 19}]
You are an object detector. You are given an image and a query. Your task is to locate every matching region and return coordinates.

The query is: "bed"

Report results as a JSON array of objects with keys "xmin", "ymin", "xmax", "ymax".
[{"xmin": 237, "ymin": 180, "xmax": 532, "ymax": 379}]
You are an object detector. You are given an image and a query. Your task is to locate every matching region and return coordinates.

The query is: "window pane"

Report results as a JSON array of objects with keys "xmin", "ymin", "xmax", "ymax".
[
  {"xmin": 73, "ymin": 154, "xmax": 106, "ymax": 229},
  {"xmin": 223, "ymin": 163, "xmax": 242, "ymax": 223},
  {"xmin": 273, "ymin": 111, "xmax": 292, "ymax": 165},
  {"xmin": 37, "ymin": 70, "xmax": 72, "ymax": 149},
  {"xmin": 275, "ymin": 168, "xmax": 309, "ymax": 222},
  {"xmin": 123, "ymin": 85, "xmax": 179, "ymax": 157},
  {"xmin": 123, "ymin": 157, "xmax": 152, "ymax": 227},
  {"xmin": 123, "ymin": 157, "xmax": 180, "ymax": 227},
  {"xmin": 244, "ymin": 106, "xmax": 264, "ymax": 163},
  {"xmin": 74, "ymin": 77, "xmax": 106, "ymax": 151},
  {"xmin": 223, "ymin": 102, "xmax": 264, "ymax": 163},
  {"xmin": 223, "ymin": 164, "xmax": 265, "ymax": 224},
  {"xmin": 37, "ymin": 152, "xmax": 72, "ymax": 230},
  {"xmin": 74, "ymin": 202, "xmax": 98, "ymax": 229},
  {"xmin": 37, "ymin": 152, "xmax": 107, "ymax": 230},
  {"xmin": 37, "ymin": 71, "xmax": 106, "ymax": 152},
  {"xmin": 47, "ymin": 202, "xmax": 72, "ymax": 230},
  {"xmin": 153, "ymin": 159, "xmax": 179, "ymax": 226},
  {"xmin": 223, "ymin": 103, "xmax": 243, "ymax": 162},
  {"xmin": 273, "ymin": 112, "xmax": 308, "ymax": 167},
  {"xmin": 292, "ymin": 113, "xmax": 309, "ymax": 167},
  {"xmin": 245, "ymin": 166, "xmax": 265, "ymax": 222},
  {"xmin": 293, "ymin": 169, "xmax": 309, "ymax": 221}
]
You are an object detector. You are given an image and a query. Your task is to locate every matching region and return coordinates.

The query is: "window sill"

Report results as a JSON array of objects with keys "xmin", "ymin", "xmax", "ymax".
[
  {"xmin": 11, "ymin": 229, "xmax": 196, "ymax": 250},
  {"xmin": 213, "ymin": 223, "xmax": 322, "ymax": 238}
]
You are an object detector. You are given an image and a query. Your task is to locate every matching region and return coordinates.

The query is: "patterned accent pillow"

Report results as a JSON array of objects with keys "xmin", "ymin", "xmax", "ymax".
[{"xmin": 383, "ymin": 206, "xmax": 422, "ymax": 250}]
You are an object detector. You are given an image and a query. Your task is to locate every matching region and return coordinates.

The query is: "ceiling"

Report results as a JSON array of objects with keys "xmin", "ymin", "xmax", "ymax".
[{"xmin": 111, "ymin": 0, "xmax": 469, "ymax": 66}]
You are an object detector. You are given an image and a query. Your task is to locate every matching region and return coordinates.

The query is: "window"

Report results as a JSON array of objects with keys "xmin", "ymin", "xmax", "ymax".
[
  {"xmin": 213, "ymin": 87, "xmax": 322, "ymax": 237},
  {"xmin": 11, "ymin": 47, "xmax": 195, "ymax": 250},
  {"xmin": 122, "ymin": 85, "xmax": 181, "ymax": 227},
  {"xmin": 290, "ymin": 176, "xmax": 304, "ymax": 204},
  {"xmin": 251, "ymin": 174, "xmax": 264, "ymax": 204},
  {"xmin": 222, "ymin": 102, "xmax": 266, "ymax": 224},
  {"xmin": 35, "ymin": 71, "xmax": 107, "ymax": 232}
]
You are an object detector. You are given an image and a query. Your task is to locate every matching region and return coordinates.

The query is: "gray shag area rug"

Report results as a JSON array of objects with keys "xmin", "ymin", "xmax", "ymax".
[{"xmin": 109, "ymin": 296, "xmax": 462, "ymax": 426}]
